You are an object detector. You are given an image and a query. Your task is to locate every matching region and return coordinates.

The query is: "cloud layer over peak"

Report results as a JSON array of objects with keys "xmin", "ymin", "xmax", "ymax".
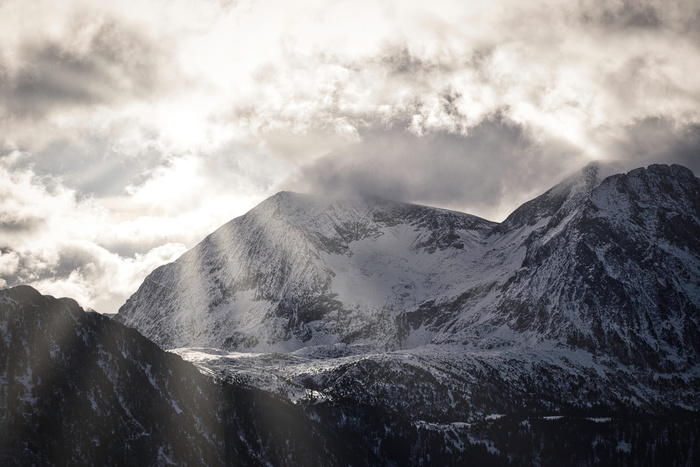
[{"xmin": 1, "ymin": 0, "xmax": 699, "ymax": 312}]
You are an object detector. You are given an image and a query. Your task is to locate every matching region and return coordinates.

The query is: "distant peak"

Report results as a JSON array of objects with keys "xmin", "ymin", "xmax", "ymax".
[
  {"xmin": 264, "ymin": 191, "xmax": 305, "ymax": 204},
  {"xmin": 580, "ymin": 161, "xmax": 696, "ymax": 183},
  {"xmin": 252, "ymin": 190, "xmax": 311, "ymax": 211},
  {"xmin": 496, "ymin": 162, "xmax": 620, "ymax": 231},
  {"xmin": 645, "ymin": 163, "xmax": 696, "ymax": 179},
  {"xmin": 271, "ymin": 190, "xmax": 301, "ymax": 198},
  {"xmin": 573, "ymin": 160, "xmax": 627, "ymax": 183}
]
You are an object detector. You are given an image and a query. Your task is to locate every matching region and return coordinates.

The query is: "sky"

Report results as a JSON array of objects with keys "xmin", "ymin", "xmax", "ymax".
[{"xmin": 1, "ymin": 0, "xmax": 699, "ymax": 313}]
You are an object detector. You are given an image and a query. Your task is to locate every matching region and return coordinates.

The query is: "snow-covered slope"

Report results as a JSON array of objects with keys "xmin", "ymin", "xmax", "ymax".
[
  {"xmin": 116, "ymin": 163, "xmax": 700, "ymax": 420},
  {"xmin": 5, "ymin": 287, "xmax": 699, "ymax": 465},
  {"xmin": 117, "ymin": 163, "xmax": 700, "ymax": 361},
  {"xmin": 427, "ymin": 163, "xmax": 700, "ymax": 369},
  {"xmin": 117, "ymin": 192, "xmax": 496, "ymax": 351}
]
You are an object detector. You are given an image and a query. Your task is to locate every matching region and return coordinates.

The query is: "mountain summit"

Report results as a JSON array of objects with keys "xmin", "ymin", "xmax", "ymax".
[
  {"xmin": 117, "ymin": 163, "xmax": 700, "ymax": 364},
  {"xmin": 116, "ymin": 163, "xmax": 700, "ymax": 421},
  {"xmin": 117, "ymin": 190, "xmax": 497, "ymax": 351}
]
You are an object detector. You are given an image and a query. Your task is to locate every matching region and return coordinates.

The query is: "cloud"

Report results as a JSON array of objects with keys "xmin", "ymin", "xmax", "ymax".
[
  {"xmin": 5, "ymin": 135, "xmax": 167, "ymax": 198},
  {"xmin": 578, "ymin": 0, "xmax": 700, "ymax": 35},
  {"xmin": 0, "ymin": 144, "xmax": 286, "ymax": 312},
  {"xmin": 287, "ymin": 115, "xmax": 585, "ymax": 220},
  {"xmin": 1, "ymin": 21, "xmax": 165, "ymax": 118},
  {"xmin": 602, "ymin": 117, "xmax": 700, "ymax": 173},
  {"xmin": 0, "ymin": 0, "xmax": 699, "ymax": 311},
  {"xmin": 0, "ymin": 155, "xmax": 188, "ymax": 312},
  {"xmin": 3, "ymin": 11, "xmax": 171, "ymax": 111},
  {"xmin": 3, "ymin": 0, "xmax": 699, "ymax": 161},
  {"xmin": 217, "ymin": 0, "xmax": 700, "ymax": 163},
  {"xmin": 0, "ymin": 0, "xmax": 192, "ymax": 152},
  {"xmin": 26, "ymin": 242, "xmax": 187, "ymax": 314}
]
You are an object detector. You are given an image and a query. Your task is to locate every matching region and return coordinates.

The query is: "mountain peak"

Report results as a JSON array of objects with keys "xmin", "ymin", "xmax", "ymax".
[
  {"xmin": 648, "ymin": 163, "xmax": 696, "ymax": 178},
  {"xmin": 1, "ymin": 285, "xmax": 84, "ymax": 315},
  {"xmin": 590, "ymin": 163, "xmax": 700, "ymax": 231},
  {"xmin": 495, "ymin": 161, "xmax": 686, "ymax": 232},
  {"xmin": 117, "ymin": 187, "xmax": 498, "ymax": 350},
  {"xmin": 117, "ymin": 162, "xmax": 700, "ymax": 365}
]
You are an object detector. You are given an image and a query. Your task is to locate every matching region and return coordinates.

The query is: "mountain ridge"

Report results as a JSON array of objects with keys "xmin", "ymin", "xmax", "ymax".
[
  {"xmin": 117, "ymin": 183, "xmax": 500, "ymax": 351},
  {"xmin": 5, "ymin": 162, "xmax": 700, "ymax": 464},
  {"xmin": 10, "ymin": 284, "xmax": 616, "ymax": 466},
  {"xmin": 115, "ymin": 162, "xmax": 700, "ymax": 421},
  {"xmin": 0, "ymin": 285, "xmax": 420, "ymax": 465},
  {"xmin": 116, "ymin": 162, "xmax": 700, "ymax": 362}
]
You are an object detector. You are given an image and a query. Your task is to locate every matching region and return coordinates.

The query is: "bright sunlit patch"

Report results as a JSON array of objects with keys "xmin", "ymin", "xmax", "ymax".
[{"xmin": 155, "ymin": 104, "xmax": 210, "ymax": 151}]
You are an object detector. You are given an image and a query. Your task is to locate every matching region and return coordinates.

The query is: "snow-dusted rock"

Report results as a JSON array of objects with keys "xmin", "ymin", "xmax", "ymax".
[
  {"xmin": 116, "ymin": 191, "xmax": 497, "ymax": 351},
  {"xmin": 117, "ymin": 163, "xmax": 700, "ymax": 420},
  {"xmin": 117, "ymin": 163, "xmax": 700, "ymax": 359}
]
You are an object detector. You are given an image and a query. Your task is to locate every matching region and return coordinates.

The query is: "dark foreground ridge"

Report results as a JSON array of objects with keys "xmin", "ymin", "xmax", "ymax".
[{"xmin": 2, "ymin": 288, "xmax": 700, "ymax": 464}]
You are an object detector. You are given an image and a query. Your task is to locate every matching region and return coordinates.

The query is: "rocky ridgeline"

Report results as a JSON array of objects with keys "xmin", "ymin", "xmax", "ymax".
[{"xmin": 115, "ymin": 164, "xmax": 700, "ymax": 422}]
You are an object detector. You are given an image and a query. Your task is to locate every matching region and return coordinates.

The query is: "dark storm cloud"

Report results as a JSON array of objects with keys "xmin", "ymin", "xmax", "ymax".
[
  {"xmin": 292, "ymin": 115, "xmax": 582, "ymax": 219},
  {"xmin": 0, "ymin": 15, "xmax": 169, "ymax": 118},
  {"xmin": 580, "ymin": 0, "xmax": 662, "ymax": 30},
  {"xmin": 578, "ymin": 0, "xmax": 700, "ymax": 39},
  {"xmin": 0, "ymin": 241, "xmax": 100, "ymax": 298},
  {"xmin": 609, "ymin": 118, "xmax": 700, "ymax": 174},
  {"xmin": 381, "ymin": 45, "xmax": 426, "ymax": 76},
  {"xmin": 0, "ymin": 216, "xmax": 44, "ymax": 234},
  {"xmin": 379, "ymin": 44, "xmax": 454, "ymax": 77},
  {"xmin": 53, "ymin": 243, "xmax": 102, "ymax": 277},
  {"xmin": 2, "ymin": 243, "xmax": 97, "ymax": 285}
]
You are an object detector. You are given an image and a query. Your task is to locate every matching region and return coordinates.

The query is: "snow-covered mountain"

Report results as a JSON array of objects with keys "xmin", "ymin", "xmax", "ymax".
[
  {"xmin": 117, "ymin": 190, "xmax": 497, "ymax": 351},
  {"xmin": 454, "ymin": 162, "xmax": 700, "ymax": 369},
  {"xmin": 6, "ymin": 162, "xmax": 700, "ymax": 464},
  {"xmin": 116, "ymin": 163, "xmax": 700, "ymax": 421},
  {"xmin": 4, "ymin": 287, "xmax": 699, "ymax": 465},
  {"xmin": 117, "ymin": 163, "xmax": 700, "ymax": 359}
]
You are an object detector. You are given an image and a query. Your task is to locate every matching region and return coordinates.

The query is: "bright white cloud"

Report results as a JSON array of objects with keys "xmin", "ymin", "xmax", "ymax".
[
  {"xmin": 0, "ymin": 155, "xmax": 192, "ymax": 312},
  {"xmin": 3, "ymin": 0, "xmax": 698, "ymax": 156}
]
